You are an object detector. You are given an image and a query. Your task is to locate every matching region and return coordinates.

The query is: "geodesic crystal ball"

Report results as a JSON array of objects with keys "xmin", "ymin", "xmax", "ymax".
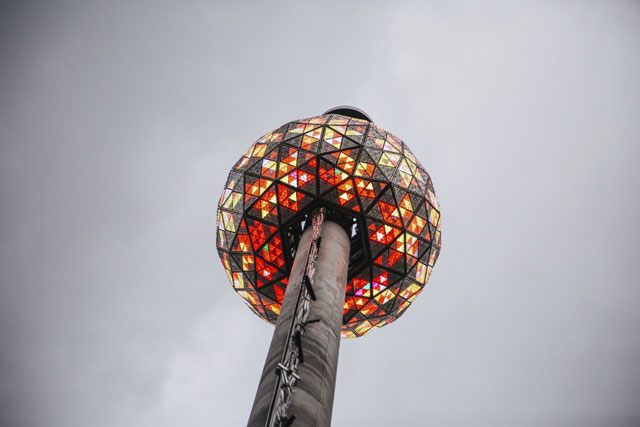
[{"xmin": 216, "ymin": 113, "xmax": 441, "ymax": 338}]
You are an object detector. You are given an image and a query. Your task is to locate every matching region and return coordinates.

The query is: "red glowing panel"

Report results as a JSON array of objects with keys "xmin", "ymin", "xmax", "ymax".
[
  {"xmin": 343, "ymin": 296, "xmax": 366, "ymax": 313},
  {"xmin": 261, "ymin": 236, "xmax": 284, "ymax": 268},
  {"xmin": 233, "ymin": 234, "xmax": 251, "ymax": 253},
  {"xmin": 374, "ymin": 248, "xmax": 403, "ymax": 269},
  {"xmin": 351, "ymin": 277, "xmax": 371, "ymax": 298},
  {"xmin": 255, "ymin": 257, "xmax": 278, "ymax": 282},
  {"xmin": 378, "ymin": 200, "xmax": 403, "ymax": 227},
  {"xmin": 251, "ymin": 190, "xmax": 278, "ymax": 219},
  {"xmin": 247, "ymin": 220, "xmax": 277, "ymax": 251},
  {"xmin": 371, "ymin": 271, "xmax": 388, "ymax": 295},
  {"xmin": 361, "ymin": 300, "xmax": 379, "ymax": 316},
  {"xmin": 278, "ymin": 186, "xmax": 305, "ymax": 212}
]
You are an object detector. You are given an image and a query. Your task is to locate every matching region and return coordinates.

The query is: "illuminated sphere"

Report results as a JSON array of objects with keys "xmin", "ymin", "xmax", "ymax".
[{"xmin": 216, "ymin": 112, "xmax": 441, "ymax": 338}]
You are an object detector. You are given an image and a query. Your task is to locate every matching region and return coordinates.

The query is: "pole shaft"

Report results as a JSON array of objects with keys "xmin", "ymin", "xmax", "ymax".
[{"xmin": 248, "ymin": 220, "xmax": 350, "ymax": 427}]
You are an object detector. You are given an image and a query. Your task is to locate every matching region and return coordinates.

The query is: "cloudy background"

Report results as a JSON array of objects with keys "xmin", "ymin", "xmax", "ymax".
[{"xmin": 1, "ymin": 1, "xmax": 639, "ymax": 426}]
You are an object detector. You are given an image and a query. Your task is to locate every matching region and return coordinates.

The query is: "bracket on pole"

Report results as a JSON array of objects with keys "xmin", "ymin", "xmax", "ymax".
[
  {"xmin": 294, "ymin": 330, "xmax": 303, "ymax": 363},
  {"xmin": 303, "ymin": 275, "xmax": 316, "ymax": 301}
]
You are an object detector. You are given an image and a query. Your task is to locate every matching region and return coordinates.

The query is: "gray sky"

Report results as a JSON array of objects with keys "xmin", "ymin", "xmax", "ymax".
[{"xmin": 1, "ymin": 1, "xmax": 639, "ymax": 426}]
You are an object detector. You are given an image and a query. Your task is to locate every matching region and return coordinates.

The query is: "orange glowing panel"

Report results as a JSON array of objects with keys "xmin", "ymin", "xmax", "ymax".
[
  {"xmin": 354, "ymin": 161, "xmax": 376, "ymax": 178},
  {"xmin": 334, "ymin": 150, "xmax": 356, "ymax": 174},
  {"xmin": 368, "ymin": 222, "xmax": 402, "ymax": 245},
  {"xmin": 408, "ymin": 214, "xmax": 426, "ymax": 235},
  {"xmin": 319, "ymin": 165, "xmax": 349, "ymax": 186},
  {"xmin": 398, "ymin": 193, "xmax": 414, "ymax": 223},
  {"xmin": 323, "ymin": 127, "xmax": 343, "ymax": 150},
  {"xmin": 354, "ymin": 178, "xmax": 376, "ymax": 199},
  {"xmin": 245, "ymin": 178, "xmax": 273, "ymax": 199},
  {"xmin": 336, "ymin": 180, "xmax": 356, "ymax": 206}
]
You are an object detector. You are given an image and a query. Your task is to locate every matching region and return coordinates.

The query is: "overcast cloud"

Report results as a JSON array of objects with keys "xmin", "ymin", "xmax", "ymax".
[{"xmin": 1, "ymin": 1, "xmax": 639, "ymax": 426}]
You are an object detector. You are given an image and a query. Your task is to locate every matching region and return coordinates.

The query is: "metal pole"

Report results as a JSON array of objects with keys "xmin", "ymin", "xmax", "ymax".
[{"xmin": 247, "ymin": 216, "xmax": 350, "ymax": 427}]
